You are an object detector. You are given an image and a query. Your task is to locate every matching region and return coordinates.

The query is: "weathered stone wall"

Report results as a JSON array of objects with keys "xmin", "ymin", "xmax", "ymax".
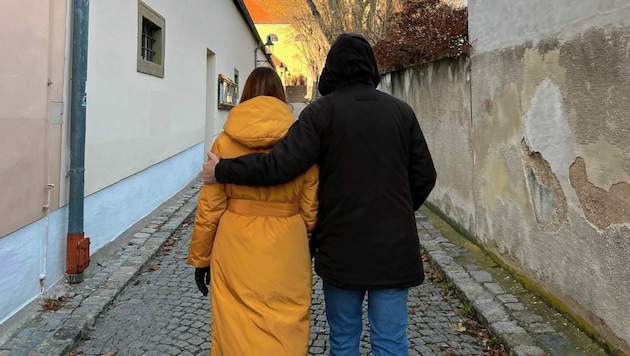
[
  {"xmin": 468, "ymin": 1, "xmax": 630, "ymax": 352},
  {"xmin": 381, "ymin": 2, "xmax": 630, "ymax": 352},
  {"xmin": 469, "ymin": 30, "xmax": 630, "ymax": 354},
  {"xmin": 381, "ymin": 59, "xmax": 474, "ymax": 234}
]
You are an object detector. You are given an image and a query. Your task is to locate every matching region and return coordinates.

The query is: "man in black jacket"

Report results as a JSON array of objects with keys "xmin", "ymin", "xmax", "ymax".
[{"xmin": 202, "ymin": 33, "xmax": 436, "ymax": 355}]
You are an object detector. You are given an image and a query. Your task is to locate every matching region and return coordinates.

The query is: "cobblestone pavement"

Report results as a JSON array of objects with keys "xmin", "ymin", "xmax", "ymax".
[
  {"xmin": 0, "ymin": 177, "xmax": 608, "ymax": 356},
  {"xmin": 71, "ymin": 221, "xmax": 487, "ymax": 356}
]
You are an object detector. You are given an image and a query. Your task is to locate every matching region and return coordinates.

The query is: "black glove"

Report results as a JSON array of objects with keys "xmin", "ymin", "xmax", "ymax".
[{"xmin": 195, "ymin": 267, "xmax": 210, "ymax": 296}]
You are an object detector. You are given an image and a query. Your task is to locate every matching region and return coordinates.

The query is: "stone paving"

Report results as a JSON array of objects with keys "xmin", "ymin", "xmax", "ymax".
[
  {"xmin": 0, "ymin": 177, "xmax": 609, "ymax": 355},
  {"xmin": 69, "ymin": 217, "xmax": 486, "ymax": 356}
]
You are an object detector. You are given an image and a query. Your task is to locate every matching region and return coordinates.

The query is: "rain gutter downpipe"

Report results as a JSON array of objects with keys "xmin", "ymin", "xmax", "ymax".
[
  {"xmin": 254, "ymin": 45, "xmax": 259, "ymax": 68},
  {"xmin": 67, "ymin": 0, "xmax": 91, "ymax": 284}
]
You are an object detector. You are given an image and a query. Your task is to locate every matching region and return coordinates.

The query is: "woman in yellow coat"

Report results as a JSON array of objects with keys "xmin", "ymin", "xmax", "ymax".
[{"xmin": 188, "ymin": 67, "xmax": 318, "ymax": 355}]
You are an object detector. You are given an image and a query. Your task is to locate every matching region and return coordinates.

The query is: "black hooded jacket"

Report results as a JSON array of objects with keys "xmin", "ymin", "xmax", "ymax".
[{"xmin": 215, "ymin": 33, "xmax": 436, "ymax": 289}]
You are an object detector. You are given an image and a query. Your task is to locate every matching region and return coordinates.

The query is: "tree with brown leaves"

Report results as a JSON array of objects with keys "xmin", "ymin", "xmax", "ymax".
[{"xmin": 373, "ymin": 0, "xmax": 470, "ymax": 72}]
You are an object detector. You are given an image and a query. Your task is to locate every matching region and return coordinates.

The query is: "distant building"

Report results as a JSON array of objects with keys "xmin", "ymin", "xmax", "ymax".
[{"xmin": 244, "ymin": 0, "xmax": 318, "ymax": 101}]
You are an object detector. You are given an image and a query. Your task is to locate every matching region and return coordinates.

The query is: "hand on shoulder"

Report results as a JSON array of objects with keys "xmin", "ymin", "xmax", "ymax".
[{"xmin": 203, "ymin": 151, "xmax": 220, "ymax": 184}]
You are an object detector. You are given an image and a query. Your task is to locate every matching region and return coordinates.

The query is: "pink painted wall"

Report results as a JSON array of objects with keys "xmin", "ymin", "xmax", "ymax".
[{"xmin": 0, "ymin": 0, "xmax": 67, "ymax": 237}]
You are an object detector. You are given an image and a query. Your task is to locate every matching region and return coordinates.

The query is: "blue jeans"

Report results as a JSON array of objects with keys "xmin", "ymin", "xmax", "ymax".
[{"xmin": 323, "ymin": 281, "xmax": 409, "ymax": 356}]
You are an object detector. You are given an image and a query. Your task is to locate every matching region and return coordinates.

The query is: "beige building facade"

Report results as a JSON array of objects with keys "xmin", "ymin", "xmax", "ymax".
[{"xmin": 0, "ymin": 0, "xmax": 269, "ymax": 326}]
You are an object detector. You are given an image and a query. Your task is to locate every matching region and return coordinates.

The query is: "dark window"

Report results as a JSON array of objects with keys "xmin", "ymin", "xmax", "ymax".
[
  {"xmin": 141, "ymin": 18, "xmax": 159, "ymax": 62},
  {"xmin": 137, "ymin": 1, "xmax": 165, "ymax": 77}
]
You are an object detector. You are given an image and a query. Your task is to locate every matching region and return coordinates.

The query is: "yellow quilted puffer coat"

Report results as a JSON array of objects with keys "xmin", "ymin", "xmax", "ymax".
[{"xmin": 188, "ymin": 96, "xmax": 318, "ymax": 356}]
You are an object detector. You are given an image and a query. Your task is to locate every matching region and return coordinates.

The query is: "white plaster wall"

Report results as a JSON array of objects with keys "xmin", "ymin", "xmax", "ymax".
[
  {"xmin": 82, "ymin": 0, "xmax": 261, "ymax": 196},
  {"xmin": 0, "ymin": 144, "xmax": 202, "ymax": 324},
  {"xmin": 0, "ymin": 214, "xmax": 64, "ymax": 326},
  {"xmin": 469, "ymin": 0, "xmax": 630, "ymax": 53},
  {"xmin": 522, "ymin": 78, "xmax": 578, "ymax": 180}
]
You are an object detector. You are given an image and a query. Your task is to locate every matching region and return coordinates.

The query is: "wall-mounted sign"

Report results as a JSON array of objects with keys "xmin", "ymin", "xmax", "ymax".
[{"xmin": 218, "ymin": 74, "xmax": 238, "ymax": 110}]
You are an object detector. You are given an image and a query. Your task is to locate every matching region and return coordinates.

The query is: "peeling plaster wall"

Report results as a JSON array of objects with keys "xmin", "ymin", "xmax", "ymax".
[
  {"xmin": 469, "ymin": 0, "xmax": 630, "ymax": 351},
  {"xmin": 380, "ymin": 58, "xmax": 474, "ymax": 233},
  {"xmin": 380, "ymin": 2, "xmax": 630, "ymax": 350}
]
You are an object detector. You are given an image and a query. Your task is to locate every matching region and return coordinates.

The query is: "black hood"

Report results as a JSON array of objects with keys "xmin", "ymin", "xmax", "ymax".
[{"xmin": 318, "ymin": 33, "xmax": 381, "ymax": 96}]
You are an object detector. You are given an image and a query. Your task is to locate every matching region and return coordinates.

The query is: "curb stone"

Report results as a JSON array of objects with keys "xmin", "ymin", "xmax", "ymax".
[
  {"xmin": 415, "ymin": 211, "xmax": 590, "ymax": 356},
  {"xmin": 0, "ymin": 179, "xmax": 202, "ymax": 356}
]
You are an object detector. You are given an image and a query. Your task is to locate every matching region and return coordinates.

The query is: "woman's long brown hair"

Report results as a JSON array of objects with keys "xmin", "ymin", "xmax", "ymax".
[{"xmin": 239, "ymin": 67, "xmax": 287, "ymax": 103}]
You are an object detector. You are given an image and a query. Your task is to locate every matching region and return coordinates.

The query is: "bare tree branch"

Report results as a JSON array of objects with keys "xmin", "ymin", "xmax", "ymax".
[{"xmin": 267, "ymin": 0, "xmax": 403, "ymax": 88}]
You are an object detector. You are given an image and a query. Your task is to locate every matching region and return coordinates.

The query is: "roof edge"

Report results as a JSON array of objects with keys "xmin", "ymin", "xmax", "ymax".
[{"xmin": 232, "ymin": 0, "xmax": 274, "ymax": 66}]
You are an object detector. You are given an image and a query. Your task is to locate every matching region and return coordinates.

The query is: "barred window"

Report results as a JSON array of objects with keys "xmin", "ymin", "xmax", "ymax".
[
  {"xmin": 137, "ymin": 2, "xmax": 165, "ymax": 77},
  {"xmin": 141, "ymin": 19, "xmax": 159, "ymax": 62}
]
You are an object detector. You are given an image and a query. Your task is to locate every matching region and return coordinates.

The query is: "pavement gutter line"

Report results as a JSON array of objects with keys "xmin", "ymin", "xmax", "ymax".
[
  {"xmin": 416, "ymin": 212, "xmax": 552, "ymax": 356},
  {"xmin": 0, "ymin": 180, "xmax": 202, "ymax": 356}
]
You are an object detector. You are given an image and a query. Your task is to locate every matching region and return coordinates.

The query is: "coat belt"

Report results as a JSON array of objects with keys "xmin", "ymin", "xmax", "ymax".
[{"xmin": 228, "ymin": 199, "xmax": 299, "ymax": 217}]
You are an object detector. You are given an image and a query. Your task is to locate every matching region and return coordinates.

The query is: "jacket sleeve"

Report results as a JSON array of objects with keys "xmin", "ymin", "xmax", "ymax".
[
  {"xmin": 215, "ymin": 108, "xmax": 321, "ymax": 186},
  {"xmin": 299, "ymin": 164, "xmax": 319, "ymax": 233},
  {"xmin": 408, "ymin": 115, "xmax": 437, "ymax": 211},
  {"xmin": 188, "ymin": 141, "xmax": 228, "ymax": 268}
]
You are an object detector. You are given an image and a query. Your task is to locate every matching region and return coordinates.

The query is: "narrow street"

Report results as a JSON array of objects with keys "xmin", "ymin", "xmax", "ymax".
[
  {"xmin": 69, "ymin": 194, "xmax": 490, "ymax": 355},
  {"xmin": 4, "ymin": 1, "xmax": 630, "ymax": 354},
  {"xmin": 1, "ymin": 178, "xmax": 608, "ymax": 355}
]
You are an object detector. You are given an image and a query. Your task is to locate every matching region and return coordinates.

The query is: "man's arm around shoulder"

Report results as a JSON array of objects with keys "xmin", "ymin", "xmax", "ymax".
[{"xmin": 203, "ymin": 111, "xmax": 321, "ymax": 186}]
